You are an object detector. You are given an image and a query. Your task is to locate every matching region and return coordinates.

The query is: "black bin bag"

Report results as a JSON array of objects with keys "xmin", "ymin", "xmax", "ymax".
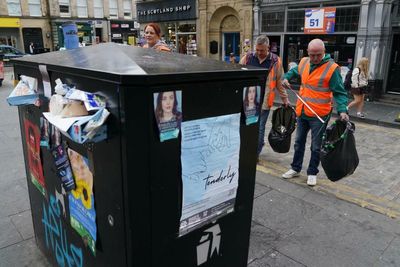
[
  {"xmin": 268, "ymin": 105, "xmax": 296, "ymax": 153},
  {"xmin": 320, "ymin": 119, "xmax": 359, "ymax": 181}
]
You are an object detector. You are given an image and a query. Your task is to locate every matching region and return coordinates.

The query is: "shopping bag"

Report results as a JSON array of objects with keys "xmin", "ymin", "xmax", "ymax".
[
  {"xmin": 320, "ymin": 119, "xmax": 359, "ymax": 181},
  {"xmin": 268, "ymin": 105, "xmax": 296, "ymax": 153}
]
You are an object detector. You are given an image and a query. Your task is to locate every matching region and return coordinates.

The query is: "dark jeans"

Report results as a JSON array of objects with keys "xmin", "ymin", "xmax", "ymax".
[
  {"xmin": 291, "ymin": 117, "xmax": 326, "ymax": 175},
  {"xmin": 257, "ymin": 109, "xmax": 270, "ymax": 156}
]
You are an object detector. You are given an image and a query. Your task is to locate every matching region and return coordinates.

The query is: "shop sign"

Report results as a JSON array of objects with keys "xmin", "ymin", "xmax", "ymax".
[
  {"xmin": 121, "ymin": 24, "xmax": 129, "ymax": 28},
  {"xmin": 137, "ymin": 0, "xmax": 196, "ymax": 23},
  {"xmin": 0, "ymin": 18, "xmax": 20, "ymax": 28},
  {"xmin": 304, "ymin": 7, "xmax": 336, "ymax": 34},
  {"xmin": 112, "ymin": 34, "xmax": 122, "ymax": 38},
  {"xmin": 111, "ymin": 24, "xmax": 120, "ymax": 28}
]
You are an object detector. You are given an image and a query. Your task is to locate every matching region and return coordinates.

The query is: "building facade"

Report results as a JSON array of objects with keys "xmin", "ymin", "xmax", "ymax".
[
  {"xmin": 0, "ymin": 0, "xmax": 139, "ymax": 53},
  {"xmin": 254, "ymin": 0, "xmax": 400, "ymax": 96}
]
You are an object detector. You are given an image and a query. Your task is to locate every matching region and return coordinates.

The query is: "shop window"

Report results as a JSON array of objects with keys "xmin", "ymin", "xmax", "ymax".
[
  {"xmin": 94, "ymin": 0, "xmax": 104, "ymax": 18},
  {"xmin": 59, "ymin": 0, "xmax": 70, "ymax": 17},
  {"xmin": 109, "ymin": 0, "xmax": 118, "ymax": 18},
  {"xmin": 28, "ymin": 0, "xmax": 41, "ymax": 16},
  {"xmin": 261, "ymin": 11, "xmax": 285, "ymax": 32},
  {"xmin": 287, "ymin": 10, "xmax": 304, "ymax": 32},
  {"xmin": 7, "ymin": 0, "xmax": 21, "ymax": 16},
  {"xmin": 335, "ymin": 7, "xmax": 359, "ymax": 32},
  {"xmin": 77, "ymin": 0, "xmax": 88, "ymax": 18},
  {"xmin": 123, "ymin": 0, "xmax": 132, "ymax": 19}
]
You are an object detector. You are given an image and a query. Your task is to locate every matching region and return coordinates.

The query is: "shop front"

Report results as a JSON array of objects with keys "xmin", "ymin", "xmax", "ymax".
[
  {"xmin": 0, "ymin": 18, "xmax": 22, "ymax": 50},
  {"xmin": 54, "ymin": 21, "xmax": 94, "ymax": 49},
  {"xmin": 136, "ymin": 0, "xmax": 197, "ymax": 55},
  {"xmin": 110, "ymin": 20, "xmax": 138, "ymax": 45}
]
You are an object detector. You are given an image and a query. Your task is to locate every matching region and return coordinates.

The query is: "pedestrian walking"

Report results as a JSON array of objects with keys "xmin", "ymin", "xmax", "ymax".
[
  {"xmin": 281, "ymin": 38, "xmax": 349, "ymax": 186},
  {"xmin": 29, "ymin": 42, "xmax": 35, "ymax": 54},
  {"xmin": 347, "ymin": 57, "xmax": 370, "ymax": 118},
  {"xmin": 239, "ymin": 35, "xmax": 289, "ymax": 161}
]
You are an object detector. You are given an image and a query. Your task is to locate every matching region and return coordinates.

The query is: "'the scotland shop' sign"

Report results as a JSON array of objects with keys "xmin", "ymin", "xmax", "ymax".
[{"xmin": 136, "ymin": 0, "xmax": 196, "ymax": 23}]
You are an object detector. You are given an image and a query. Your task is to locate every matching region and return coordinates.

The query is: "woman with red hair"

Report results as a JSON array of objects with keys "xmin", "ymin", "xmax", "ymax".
[{"xmin": 143, "ymin": 23, "xmax": 171, "ymax": 52}]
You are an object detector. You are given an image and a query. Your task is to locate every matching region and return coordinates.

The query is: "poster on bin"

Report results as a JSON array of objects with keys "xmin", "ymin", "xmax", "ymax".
[
  {"xmin": 243, "ymin": 86, "xmax": 261, "ymax": 125},
  {"xmin": 67, "ymin": 148, "xmax": 97, "ymax": 255},
  {"xmin": 304, "ymin": 7, "xmax": 336, "ymax": 34},
  {"xmin": 179, "ymin": 113, "xmax": 241, "ymax": 236},
  {"xmin": 153, "ymin": 90, "xmax": 182, "ymax": 142},
  {"xmin": 24, "ymin": 118, "xmax": 46, "ymax": 196}
]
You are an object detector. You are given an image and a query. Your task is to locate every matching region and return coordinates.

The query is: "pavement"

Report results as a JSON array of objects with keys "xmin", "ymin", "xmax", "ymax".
[{"xmin": 0, "ymin": 66, "xmax": 400, "ymax": 266}]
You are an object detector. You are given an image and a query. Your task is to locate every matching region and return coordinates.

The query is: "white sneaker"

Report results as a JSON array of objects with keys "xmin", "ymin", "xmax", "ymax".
[
  {"xmin": 307, "ymin": 175, "xmax": 317, "ymax": 186},
  {"xmin": 282, "ymin": 169, "xmax": 300, "ymax": 179}
]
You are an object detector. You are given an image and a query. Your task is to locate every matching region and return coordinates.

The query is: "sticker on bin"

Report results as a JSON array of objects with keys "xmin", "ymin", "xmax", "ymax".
[
  {"xmin": 153, "ymin": 90, "xmax": 182, "ymax": 142},
  {"xmin": 179, "ymin": 113, "xmax": 240, "ymax": 236},
  {"xmin": 243, "ymin": 86, "xmax": 261, "ymax": 125},
  {"xmin": 43, "ymin": 108, "xmax": 109, "ymax": 144}
]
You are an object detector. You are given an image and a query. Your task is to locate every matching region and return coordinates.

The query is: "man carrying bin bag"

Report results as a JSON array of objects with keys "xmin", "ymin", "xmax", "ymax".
[
  {"xmin": 239, "ymin": 35, "xmax": 289, "ymax": 161},
  {"xmin": 281, "ymin": 39, "xmax": 349, "ymax": 186}
]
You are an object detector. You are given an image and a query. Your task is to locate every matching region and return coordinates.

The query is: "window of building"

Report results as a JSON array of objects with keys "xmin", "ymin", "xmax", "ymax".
[
  {"xmin": 123, "ymin": 0, "xmax": 132, "ymax": 19},
  {"xmin": 94, "ymin": 0, "xmax": 104, "ymax": 18},
  {"xmin": 335, "ymin": 7, "xmax": 359, "ymax": 32},
  {"xmin": 59, "ymin": 0, "xmax": 70, "ymax": 16},
  {"xmin": 28, "ymin": 0, "xmax": 41, "ymax": 16},
  {"xmin": 261, "ymin": 11, "xmax": 285, "ymax": 32},
  {"xmin": 109, "ymin": 0, "xmax": 118, "ymax": 18},
  {"xmin": 7, "ymin": 0, "xmax": 21, "ymax": 16},
  {"xmin": 77, "ymin": 0, "xmax": 88, "ymax": 18},
  {"xmin": 287, "ymin": 10, "xmax": 304, "ymax": 32}
]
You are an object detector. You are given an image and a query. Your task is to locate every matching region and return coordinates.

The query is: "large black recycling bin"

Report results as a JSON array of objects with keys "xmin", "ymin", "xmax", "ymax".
[{"xmin": 12, "ymin": 43, "xmax": 266, "ymax": 267}]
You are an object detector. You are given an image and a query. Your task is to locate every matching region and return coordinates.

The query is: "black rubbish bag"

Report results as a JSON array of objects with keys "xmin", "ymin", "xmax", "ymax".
[
  {"xmin": 320, "ymin": 119, "xmax": 359, "ymax": 181},
  {"xmin": 268, "ymin": 105, "xmax": 296, "ymax": 153}
]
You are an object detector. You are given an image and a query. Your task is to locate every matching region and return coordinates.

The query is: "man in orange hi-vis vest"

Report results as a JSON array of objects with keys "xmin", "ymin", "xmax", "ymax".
[
  {"xmin": 281, "ymin": 39, "xmax": 349, "ymax": 186},
  {"xmin": 239, "ymin": 35, "xmax": 289, "ymax": 162}
]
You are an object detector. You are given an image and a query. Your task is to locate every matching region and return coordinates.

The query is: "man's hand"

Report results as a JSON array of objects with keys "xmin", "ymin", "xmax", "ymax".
[
  {"xmin": 282, "ymin": 97, "xmax": 290, "ymax": 107},
  {"xmin": 282, "ymin": 79, "xmax": 291, "ymax": 89},
  {"xmin": 339, "ymin": 112, "xmax": 349, "ymax": 121}
]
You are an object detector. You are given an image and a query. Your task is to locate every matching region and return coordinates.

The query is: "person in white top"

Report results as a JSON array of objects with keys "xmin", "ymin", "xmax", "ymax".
[{"xmin": 348, "ymin": 57, "xmax": 369, "ymax": 118}]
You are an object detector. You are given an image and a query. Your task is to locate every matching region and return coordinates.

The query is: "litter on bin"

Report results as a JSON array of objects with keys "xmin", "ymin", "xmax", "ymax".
[{"xmin": 7, "ymin": 75, "xmax": 39, "ymax": 106}]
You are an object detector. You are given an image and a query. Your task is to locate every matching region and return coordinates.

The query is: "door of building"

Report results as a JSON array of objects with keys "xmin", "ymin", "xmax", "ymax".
[
  {"xmin": 388, "ymin": 34, "xmax": 400, "ymax": 94},
  {"xmin": 22, "ymin": 28, "xmax": 43, "ymax": 54},
  {"xmin": 223, "ymin": 32, "xmax": 240, "ymax": 62}
]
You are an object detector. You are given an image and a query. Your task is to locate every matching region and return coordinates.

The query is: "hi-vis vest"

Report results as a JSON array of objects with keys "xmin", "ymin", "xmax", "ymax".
[
  {"xmin": 266, "ymin": 55, "xmax": 281, "ymax": 108},
  {"xmin": 296, "ymin": 57, "xmax": 338, "ymax": 117}
]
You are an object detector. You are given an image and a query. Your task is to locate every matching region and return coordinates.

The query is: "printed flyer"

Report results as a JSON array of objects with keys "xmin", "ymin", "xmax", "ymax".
[
  {"xmin": 180, "ymin": 113, "xmax": 241, "ymax": 235},
  {"xmin": 67, "ymin": 148, "xmax": 97, "ymax": 255},
  {"xmin": 243, "ymin": 86, "xmax": 261, "ymax": 125},
  {"xmin": 153, "ymin": 90, "xmax": 182, "ymax": 142},
  {"xmin": 24, "ymin": 119, "xmax": 46, "ymax": 196}
]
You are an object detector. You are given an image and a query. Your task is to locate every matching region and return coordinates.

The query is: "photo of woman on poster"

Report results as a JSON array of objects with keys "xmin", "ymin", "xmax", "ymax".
[
  {"xmin": 154, "ymin": 90, "xmax": 182, "ymax": 141},
  {"xmin": 243, "ymin": 86, "xmax": 260, "ymax": 125}
]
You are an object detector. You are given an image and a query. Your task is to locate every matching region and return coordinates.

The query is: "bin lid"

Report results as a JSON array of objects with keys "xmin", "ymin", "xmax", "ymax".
[{"xmin": 12, "ymin": 42, "xmax": 266, "ymax": 85}]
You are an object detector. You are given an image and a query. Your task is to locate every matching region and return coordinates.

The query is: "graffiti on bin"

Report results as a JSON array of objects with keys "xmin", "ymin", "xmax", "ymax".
[{"xmin": 42, "ymin": 193, "xmax": 83, "ymax": 267}]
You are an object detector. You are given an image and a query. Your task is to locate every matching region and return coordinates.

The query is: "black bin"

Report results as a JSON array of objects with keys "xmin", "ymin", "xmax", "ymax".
[{"xmin": 12, "ymin": 43, "xmax": 266, "ymax": 267}]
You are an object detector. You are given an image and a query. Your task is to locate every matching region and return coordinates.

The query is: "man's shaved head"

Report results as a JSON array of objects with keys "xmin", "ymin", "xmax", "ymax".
[{"xmin": 307, "ymin": 39, "xmax": 325, "ymax": 64}]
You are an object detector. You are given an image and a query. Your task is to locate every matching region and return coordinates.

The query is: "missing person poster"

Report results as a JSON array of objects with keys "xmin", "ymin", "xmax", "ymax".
[
  {"xmin": 67, "ymin": 148, "xmax": 97, "ymax": 255},
  {"xmin": 243, "ymin": 86, "xmax": 261, "ymax": 125},
  {"xmin": 153, "ymin": 90, "xmax": 182, "ymax": 142},
  {"xmin": 179, "ymin": 113, "xmax": 241, "ymax": 236},
  {"xmin": 24, "ymin": 119, "xmax": 46, "ymax": 196}
]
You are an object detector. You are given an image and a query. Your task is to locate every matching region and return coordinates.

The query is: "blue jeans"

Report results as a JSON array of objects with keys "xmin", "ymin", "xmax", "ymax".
[
  {"xmin": 291, "ymin": 117, "xmax": 326, "ymax": 175},
  {"xmin": 257, "ymin": 109, "xmax": 270, "ymax": 156}
]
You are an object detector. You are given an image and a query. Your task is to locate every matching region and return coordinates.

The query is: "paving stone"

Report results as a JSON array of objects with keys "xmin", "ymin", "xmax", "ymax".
[
  {"xmin": 248, "ymin": 250, "xmax": 305, "ymax": 267},
  {"xmin": 274, "ymin": 209, "xmax": 396, "ymax": 267},
  {"xmin": 0, "ymin": 217, "xmax": 23, "ymax": 249},
  {"xmin": 0, "ymin": 238, "xmax": 51, "ymax": 267},
  {"xmin": 253, "ymin": 183, "xmax": 271, "ymax": 198},
  {"xmin": 252, "ymin": 189, "xmax": 322, "ymax": 235},
  {"xmin": 0, "ymin": 179, "xmax": 30, "ymax": 217},
  {"xmin": 247, "ymin": 222, "xmax": 279, "ymax": 263},
  {"xmin": 375, "ymin": 237, "xmax": 400, "ymax": 267},
  {"xmin": 10, "ymin": 210, "xmax": 34, "ymax": 240}
]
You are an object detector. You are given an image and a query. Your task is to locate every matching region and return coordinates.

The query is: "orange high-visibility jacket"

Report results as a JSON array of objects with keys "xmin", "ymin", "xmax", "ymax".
[
  {"xmin": 296, "ymin": 57, "xmax": 338, "ymax": 117},
  {"xmin": 266, "ymin": 55, "xmax": 282, "ymax": 108}
]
